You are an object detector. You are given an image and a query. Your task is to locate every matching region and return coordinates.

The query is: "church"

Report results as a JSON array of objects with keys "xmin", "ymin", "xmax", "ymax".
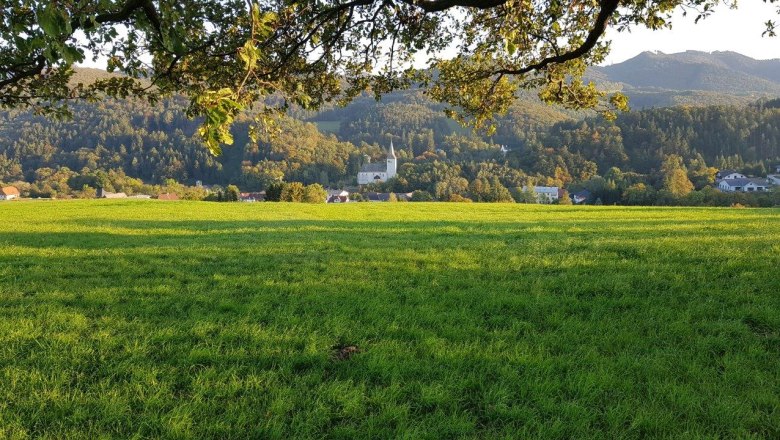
[{"xmin": 357, "ymin": 141, "xmax": 397, "ymax": 185}]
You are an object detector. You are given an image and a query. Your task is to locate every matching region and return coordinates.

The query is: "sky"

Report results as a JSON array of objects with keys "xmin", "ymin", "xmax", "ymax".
[
  {"xmin": 76, "ymin": 2, "xmax": 780, "ymax": 69},
  {"xmin": 602, "ymin": 1, "xmax": 780, "ymax": 65}
]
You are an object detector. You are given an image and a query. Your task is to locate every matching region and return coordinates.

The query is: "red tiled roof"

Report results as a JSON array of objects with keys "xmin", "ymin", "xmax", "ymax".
[
  {"xmin": 157, "ymin": 193, "xmax": 179, "ymax": 200},
  {"xmin": 1, "ymin": 186, "xmax": 20, "ymax": 196}
]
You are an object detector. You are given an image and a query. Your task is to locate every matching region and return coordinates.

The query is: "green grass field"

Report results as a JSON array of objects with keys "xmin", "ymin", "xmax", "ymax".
[{"xmin": 1, "ymin": 201, "xmax": 778, "ymax": 439}]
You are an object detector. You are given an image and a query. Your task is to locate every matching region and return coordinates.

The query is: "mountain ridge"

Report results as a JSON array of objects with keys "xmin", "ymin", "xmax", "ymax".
[{"xmin": 589, "ymin": 50, "xmax": 780, "ymax": 105}]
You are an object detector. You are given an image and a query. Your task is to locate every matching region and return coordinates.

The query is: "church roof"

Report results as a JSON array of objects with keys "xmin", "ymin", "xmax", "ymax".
[{"xmin": 359, "ymin": 162, "xmax": 387, "ymax": 173}]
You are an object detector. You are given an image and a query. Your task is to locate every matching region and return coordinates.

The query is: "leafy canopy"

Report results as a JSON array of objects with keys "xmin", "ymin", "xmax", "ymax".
[{"xmin": 1, "ymin": 0, "xmax": 777, "ymax": 154}]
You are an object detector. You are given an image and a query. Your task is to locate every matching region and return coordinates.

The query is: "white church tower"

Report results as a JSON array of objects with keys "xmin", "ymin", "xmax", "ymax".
[
  {"xmin": 357, "ymin": 140, "xmax": 398, "ymax": 184},
  {"xmin": 386, "ymin": 140, "xmax": 397, "ymax": 179}
]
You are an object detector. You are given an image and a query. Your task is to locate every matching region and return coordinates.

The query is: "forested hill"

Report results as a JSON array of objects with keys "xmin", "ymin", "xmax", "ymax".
[{"xmin": 1, "ymin": 57, "xmax": 780, "ymax": 199}]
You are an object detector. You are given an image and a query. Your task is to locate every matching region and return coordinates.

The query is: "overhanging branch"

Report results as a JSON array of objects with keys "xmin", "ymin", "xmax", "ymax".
[{"xmin": 494, "ymin": 0, "xmax": 619, "ymax": 75}]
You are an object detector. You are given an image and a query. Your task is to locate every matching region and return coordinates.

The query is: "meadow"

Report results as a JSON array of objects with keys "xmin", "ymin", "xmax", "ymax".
[{"xmin": 0, "ymin": 201, "xmax": 778, "ymax": 439}]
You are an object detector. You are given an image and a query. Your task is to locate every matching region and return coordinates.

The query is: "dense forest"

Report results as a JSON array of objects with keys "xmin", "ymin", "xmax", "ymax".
[{"xmin": 1, "ymin": 88, "xmax": 779, "ymax": 205}]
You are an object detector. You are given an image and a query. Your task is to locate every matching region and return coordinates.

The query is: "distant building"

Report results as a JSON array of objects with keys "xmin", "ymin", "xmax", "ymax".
[
  {"xmin": 96, "ymin": 188, "xmax": 127, "ymax": 198},
  {"xmin": 523, "ymin": 186, "xmax": 560, "ymax": 203},
  {"xmin": 768, "ymin": 175, "xmax": 780, "ymax": 185},
  {"xmin": 357, "ymin": 141, "xmax": 397, "ymax": 185},
  {"xmin": 499, "ymin": 145, "xmax": 510, "ymax": 155},
  {"xmin": 127, "ymin": 194, "xmax": 152, "ymax": 199},
  {"xmin": 326, "ymin": 190, "xmax": 350, "ymax": 203},
  {"xmin": 716, "ymin": 170, "xmax": 747, "ymax": 181},
  {"xmin": 157, "ymin": 193, "xmax": 179, "ymax": 200},
  {"xmin": 240, "ymin": 192, "xmax": 266, "ymax": 202},
  {"xmin": 364, "ymin": 192, "xmax": 412, "ymax": 202},
  {"xmin": 0, "ymin": 186, "xmax": 20, "ymax": 200},
  {"xmin": 570, "ymin": 190, "xmax": 591, "ymax": 204},
  {"xmin": 718, "ymin": 178, "xmax": 769, "ymax": 192},
  {"xmin": 775, "ymin": 164, "xmax": 780, "ymax": 173}
]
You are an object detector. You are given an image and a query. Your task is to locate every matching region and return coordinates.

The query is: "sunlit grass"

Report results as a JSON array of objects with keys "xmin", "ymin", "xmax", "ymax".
[{"xmin": 1, "ymin": 201, "xmax": 778, "ymax": 438}]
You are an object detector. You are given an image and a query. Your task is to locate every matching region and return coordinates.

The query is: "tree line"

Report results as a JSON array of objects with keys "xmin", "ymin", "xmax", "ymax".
[{"xmin": 1, "ymin": 95, "xmax": 779, "ymax": 206}]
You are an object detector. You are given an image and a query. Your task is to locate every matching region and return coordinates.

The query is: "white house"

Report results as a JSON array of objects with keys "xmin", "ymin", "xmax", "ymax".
[
  {"xmin": 523, "ymin": 186, "xmax": 560, "ymax": 203},
  {"xmin": 357, "ymin": 141, "xmax": 397, "ymax": 185},
  {"xmin": 768, "ymin": 175, "xmax": 780, "ymax": 185},
  {"xmin": 716, "ymin": 169, "xmax": 747, "ymax": 181},
  {"xmin": 570, "ymin": 190, "xmax": 591, "ymax": 204},
  {"xmin": 0, "ymin": 186, "xmax": 20, "ymax": 200},
  {"xmin": 775, "ymin": 164, "xmax": 780, "ymax": 173},
  {"xmin": 326, "ymin": 190, "xmax": 350, "ymax": 203},
  {"xmin": 718, "ymin": 178, "xmax": 769, "ymax": 192}
]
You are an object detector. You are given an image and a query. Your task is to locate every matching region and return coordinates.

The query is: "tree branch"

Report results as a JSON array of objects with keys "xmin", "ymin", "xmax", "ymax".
[
  {"xmin": 494, "ymin": 0, "xmax": 619, "ymax": 75},
  {"xmin": 0, "ymin": 56, "xmax": 45, "ymax": 89},
  {"xmin": 400, "ymin": 0, "xmax": 508, "ymax": 13}
]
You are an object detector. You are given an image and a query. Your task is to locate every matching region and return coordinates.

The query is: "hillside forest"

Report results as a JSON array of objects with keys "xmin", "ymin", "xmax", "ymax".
[{"xmin": 1, "ymin": 87, "xmax": 780, "ymax": 206}]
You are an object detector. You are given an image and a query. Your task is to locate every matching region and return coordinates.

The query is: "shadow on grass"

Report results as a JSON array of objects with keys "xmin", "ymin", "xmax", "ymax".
[{"xmin": 0, "ymin": 214, "xmax": 778, "ymax": 438}]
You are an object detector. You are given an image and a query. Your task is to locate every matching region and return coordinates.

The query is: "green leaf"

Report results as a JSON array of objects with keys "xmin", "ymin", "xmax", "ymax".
[
  {"xmin": 171, "ymin": 32, "xmax": 185, "ymax": 56},
  {"xmin": 61, "ymin": 45, "xmax": 84, "ymax": 65},
  {"xmin": 38, "ymin": 6, "xmax": 68, "ymax": 37}
]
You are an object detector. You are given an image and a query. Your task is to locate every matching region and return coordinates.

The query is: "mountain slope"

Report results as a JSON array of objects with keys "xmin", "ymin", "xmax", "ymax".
[{"xmin": 589, "ymin": 51, "xmax": 780, "ymax": 108}]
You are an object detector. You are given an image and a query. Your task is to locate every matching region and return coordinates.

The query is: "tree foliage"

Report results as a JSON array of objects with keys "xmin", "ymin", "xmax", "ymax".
[{"xmin": 4, "ymin": 0, "xmax": 777, "ymax": 152}]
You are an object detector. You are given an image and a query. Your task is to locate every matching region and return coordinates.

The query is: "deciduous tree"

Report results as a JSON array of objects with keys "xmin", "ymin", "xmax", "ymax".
[{"xmin": 4, "ymin": 0, "xmax": 776, "ymax": 154}]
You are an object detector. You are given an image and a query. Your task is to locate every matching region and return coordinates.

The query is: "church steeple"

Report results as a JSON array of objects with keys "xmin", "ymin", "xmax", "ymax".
[{"xmin": 386, "ymin": 140, "xmax": 397, "ymax": 179}]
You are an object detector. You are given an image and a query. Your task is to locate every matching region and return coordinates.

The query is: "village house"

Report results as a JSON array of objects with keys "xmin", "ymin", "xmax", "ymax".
[
  {"xmin": 96, "ymin": 188, "xmax": 127, "ymax": 198},
  {"xmin": 157, "ymin": 193, "xmax": 179, "ymax": 200},
  {"xmin": 357, "ymin": 141, "xmax": 397, "ymax": 185},
  {"xmin": 240, "ymin": 192, "xmax": 266, "ymax": 202},
  {"xmin": 716, "ymin": 170, "xmax": 747, "ymax": 181},
  {"xmin": 326, "ymin": 190, "xmax": 350, "ymax": 203},
  {"xmin": 717, "ymin": 178, "xmax": 769, "ymax": 192},
  {"xmin": 523, "ymin": 186, "xmax": 560, "ymax": 203},
  {"xmin": 570, "ymin": 189, "xmax": 591, "ymax": 204},
  {"xmin": 0, "ymin": 186, "xmax": 20, "ymax": 200}
]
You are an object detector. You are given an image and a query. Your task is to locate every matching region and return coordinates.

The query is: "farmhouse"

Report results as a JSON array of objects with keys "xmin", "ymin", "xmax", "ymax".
[
  {"xmin": 0, "ymin": 186, "xmax": 20, "ymax": 200},
  {"xmin": 96, "ymin": 188, "xmax": 127, "ymax": 198},
  {"xmin": 523, "ymin": 186, "xmax": 560, "ymax": 203},
  {"xmin": 570, "ymin": 189, "xmax": 591, "ymax": 204},
  {"xmin": 716, "ymin": 170, "xmax": 747, "ymax": 181},
  {"xmin": 240, "ymin": 192, "xmax": 266, "ymax": 202},
  {"xmin": 326, "ymin": 190, "xmax": 350, "ymax": 203},
  {"xmin": 768, "ymin": 174, "xmax": 780, "ymax": 185},
  {"xmin": 157, "ymin": 193, "xmax": 179, "ymax": 200},
  {"xmin": 357, "ymin": 141, "xmax": 397, "ymax": 185},
  {"xmin": 717, "ymin": 178, "xmax": 769, "ymax": 192}
]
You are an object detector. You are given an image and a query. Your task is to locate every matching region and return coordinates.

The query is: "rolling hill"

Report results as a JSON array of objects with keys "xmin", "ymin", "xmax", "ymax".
[{"xmin": 589, "ymin": 51, "xmax": 780, "ymax": 108}]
